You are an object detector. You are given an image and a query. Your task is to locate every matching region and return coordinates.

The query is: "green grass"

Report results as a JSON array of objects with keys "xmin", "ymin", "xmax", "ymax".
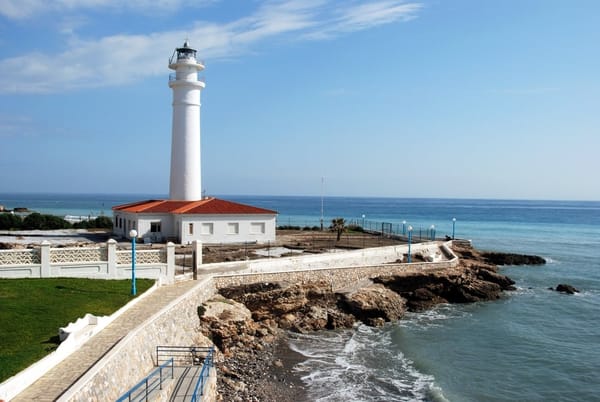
[{"xmin": 0, "ymin": 277, "xmax": 154, "ymax": 382}]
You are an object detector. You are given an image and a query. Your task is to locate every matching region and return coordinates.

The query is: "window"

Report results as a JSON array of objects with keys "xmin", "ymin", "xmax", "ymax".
[
  {"xmin": 188, "ymin": 223, "xmax": 194, "ymax": 235},
  {"xmin": 201, "ymin": 223, "xmax": 214, "ymax": 235},
  {"xmin": 250, "ymin": 222, "xmax": 265, "ymax": 234},
  {"xmin": 227, "ymin": 222, "xmax": 239, "ymax": 234},
  {"xmin": 150, "ymin": 222, "xmax": 161, "ymax": 233}
]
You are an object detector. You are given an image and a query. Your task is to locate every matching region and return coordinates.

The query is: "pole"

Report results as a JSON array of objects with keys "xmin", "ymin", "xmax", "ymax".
[
  {"xmin": 452, "ymin": 218, "xmax": 456, "ymax": 240},
  {"xmin": 407, "ymin": 226, "xmax": 413, "ymax": 263},
  {"xmin": 320, "ymin": 177, "xmax": 324, "ymax": 231},
  {"xmin": 130, "ymin": 229, "xmax": 137, "ymax": 296}
]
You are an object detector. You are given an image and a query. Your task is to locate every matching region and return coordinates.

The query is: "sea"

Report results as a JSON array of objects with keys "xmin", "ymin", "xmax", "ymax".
[{"xmin": 1, "ymin": 193, "xmax": 599, "ymax": 402}]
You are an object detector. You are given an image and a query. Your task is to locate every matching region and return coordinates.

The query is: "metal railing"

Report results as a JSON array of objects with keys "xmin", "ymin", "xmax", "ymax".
[
  {"xmin": 190, "ymin": 347, "xmax": 215, "ymax": 402},
  {"xmin": 115, "ymin": 357, "xmax": 174, "ymax": 402},
  {"xmin": 156, "ymin": 345, "xmax": 213, "ymax": 367}
]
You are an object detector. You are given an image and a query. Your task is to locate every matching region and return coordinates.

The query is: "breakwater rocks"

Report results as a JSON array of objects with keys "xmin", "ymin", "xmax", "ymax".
[{"xmin": 198, "ymin": 245, "xmax": 543, "ymax": 401}]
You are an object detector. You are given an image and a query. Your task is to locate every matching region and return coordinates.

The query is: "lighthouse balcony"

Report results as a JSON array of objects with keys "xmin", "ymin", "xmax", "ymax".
[{"xmin": 169, "ymin": 73, "xmax": 205, "ymax": 84}]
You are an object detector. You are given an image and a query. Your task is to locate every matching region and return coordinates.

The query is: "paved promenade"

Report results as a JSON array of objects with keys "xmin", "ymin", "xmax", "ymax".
[{"xmin": 12, "ymin": 280, "xmax": 199, "ymax": 402}]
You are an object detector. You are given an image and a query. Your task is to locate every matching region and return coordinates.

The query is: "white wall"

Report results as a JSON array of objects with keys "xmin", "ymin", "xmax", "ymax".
[
  {"xmin": 179, "ymin": 214, "xmax": 276, "ymax": 245},
  {"xmin": 135, "ymin": 214, "xmax": 175, "ymax": 242},
  {"xmin": 114, "ymin": 212, "xmax": 276, "ymax": 245}
]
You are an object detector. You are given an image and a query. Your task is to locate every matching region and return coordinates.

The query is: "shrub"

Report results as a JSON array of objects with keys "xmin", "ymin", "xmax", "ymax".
[
  {"xmin": 0, "ymin": 213, "xmax": 23, "ymax": 230},
  {"xmin": 22, "ymin": 213, "xmax": 71, "ymax": 230},
  {"xmin": 72, "ymin": 216, "xmax": 113, "ymax": 229},
  {"xmin": 347, "ymin": 224, "xmax": 364, "ymax": 233}
]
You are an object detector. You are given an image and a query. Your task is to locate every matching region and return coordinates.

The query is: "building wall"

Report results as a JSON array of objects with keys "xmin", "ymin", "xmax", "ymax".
[
  {"xmin": 179, "ymin": 214, "xmax": 276, "ymax": 245},
  {"xmin": 113, "ymin": 212, "xmax": 276, "ymax": 245}
]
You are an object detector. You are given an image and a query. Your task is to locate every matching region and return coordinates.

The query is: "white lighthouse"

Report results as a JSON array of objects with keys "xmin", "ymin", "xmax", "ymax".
[
  {"xmin": 112, "ymin": 41, "xmax": 277, "ymax": 245},
  {"xmin": 168, "ymin": 41, "xmax": 205, "ymax": 201}
]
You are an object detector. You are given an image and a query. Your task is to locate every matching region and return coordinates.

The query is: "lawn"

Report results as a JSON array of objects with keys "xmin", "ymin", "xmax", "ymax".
[{"xmin": 0, "ymin": 277, "xmax": 155, "ymax": 383}]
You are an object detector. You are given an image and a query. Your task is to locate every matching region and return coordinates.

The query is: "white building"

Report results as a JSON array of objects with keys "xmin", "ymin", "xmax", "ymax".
[
  {"xmin": 113, "ymin": 198, "xmax": 276, "ymax": 244},
  {"xmin": 112, "ymin": 41, "xmax": 277, "ymax": 244}
]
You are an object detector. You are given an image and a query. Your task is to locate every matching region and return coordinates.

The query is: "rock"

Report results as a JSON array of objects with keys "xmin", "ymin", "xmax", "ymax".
[
  {"xmin": 340, "ymin": 283, "xmax": 406, "ymax": 324},
  {"xmin": 475, "ymin": 266, "xmax": 517, "ymax": 290},
  {"xmin": 555, "ymin": 284, "xmax": 579, "ymax": 294},
  {"xmin": 481, "ymin": 252, "xmax": 546, "ymax": 266}
]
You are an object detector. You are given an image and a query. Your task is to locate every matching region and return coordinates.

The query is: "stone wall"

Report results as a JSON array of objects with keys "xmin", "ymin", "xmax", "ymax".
[
  {"xmin": 202, "ymin": 241, "xmax": 448, "ymax": 276},
  {"xmin": 213, "ymin": 260, "xmax": 457, "ymax": 291},
  {"xmin": 57, "ymin": 278, "xmax": 217, "ymax": 402},
  {"xmin": 213, "ymin": 241, "xmax": 458, "ymax": 290}
]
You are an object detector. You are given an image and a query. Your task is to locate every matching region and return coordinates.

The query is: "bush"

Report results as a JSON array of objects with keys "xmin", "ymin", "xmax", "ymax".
[
  {"xmin": 22, "ymin": 213, "xmax": 71, "ymax": 230},
  {"xmin": 72, "ymin": 216, "xmax": 113, "ymax": 229},
  {"xmin": 0, "ymin": 213, "xmax": 22, "ymax": 230},
  {"xmin": 277, "ymin": 225, "xmax": 301, "ymax": 230},
  {"xmin": 347, "ymin": 224, "xmax": 364, "ymax": 233}
]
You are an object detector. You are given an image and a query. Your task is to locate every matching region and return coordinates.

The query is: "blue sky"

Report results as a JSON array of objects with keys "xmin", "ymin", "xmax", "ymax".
[{"xmin": 0, "ymin": 0, "xmax": 598, "ymax": 200}]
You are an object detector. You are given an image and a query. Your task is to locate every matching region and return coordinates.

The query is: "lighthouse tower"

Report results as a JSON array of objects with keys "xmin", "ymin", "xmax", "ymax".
[{"xmin": 168, "ymin": 41, "xmax": 205, "ymax": 200}]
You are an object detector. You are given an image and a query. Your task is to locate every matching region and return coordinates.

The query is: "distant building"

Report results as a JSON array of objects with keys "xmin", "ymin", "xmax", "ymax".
[{"xmin": 112, "ymin": 41, "xmax": 277, "ymax": 244}]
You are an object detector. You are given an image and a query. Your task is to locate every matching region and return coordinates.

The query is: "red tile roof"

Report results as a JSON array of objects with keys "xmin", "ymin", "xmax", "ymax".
[{"xmin": 112, "ymin": 197, "xmax": 277, "ymax": 215}]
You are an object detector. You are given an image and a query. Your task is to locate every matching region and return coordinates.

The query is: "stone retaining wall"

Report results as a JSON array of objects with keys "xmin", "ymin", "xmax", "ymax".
[
  {"xmin": 57, "ymin": 278, "xmax": 217, "ymax": 402},
  {"xmin": 213, "ymin": 260, "xmax": 457, "ymax": 291},
  {"xmin": 213, "ymin": 241, "xmax": 458, "ymax": 290}
]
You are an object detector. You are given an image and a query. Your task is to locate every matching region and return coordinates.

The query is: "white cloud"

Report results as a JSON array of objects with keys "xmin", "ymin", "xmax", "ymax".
[
  {"xmin": 0, "ymin": 0, "xmax": 217, "ymax": 19},
  {"xmin": 0, "ymin": 0, "xmax": 423, "ymax": 93},
  {"xmin": 305, "ymin": 0, "xmax": 423, "ymax": 39}
]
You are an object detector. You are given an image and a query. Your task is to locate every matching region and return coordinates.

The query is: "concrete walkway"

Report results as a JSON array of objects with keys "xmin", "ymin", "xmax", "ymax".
[{"xmin": 12, "ymin": 280, "xmax": 199, "ymax": 402}]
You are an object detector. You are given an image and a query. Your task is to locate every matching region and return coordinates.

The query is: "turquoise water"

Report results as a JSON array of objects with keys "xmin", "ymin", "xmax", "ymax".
[
  {"xmin": 1, "ymin": 194, "xmax": 599, "ymax": 401},
  {"xmin": 283, "ymin": 198, "xmax": 600, "ymax": 401}
]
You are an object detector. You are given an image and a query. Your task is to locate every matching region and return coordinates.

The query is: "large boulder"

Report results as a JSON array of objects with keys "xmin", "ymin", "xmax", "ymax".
[
  {"xmin": 339, "ymin": 283, "xmax": 406, "ymax": 326},
  {"xmin": 554, "ymin": 284, "xmax": 579, "ymax": 294},
  {"xmin": 480, "ymin": 252, "xmax": 546, "ymax": 266}
]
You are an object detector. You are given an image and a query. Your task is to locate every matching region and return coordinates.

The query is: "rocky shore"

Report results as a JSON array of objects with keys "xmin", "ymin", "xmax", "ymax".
[{"xmin": 197, "ymin": 244, "xmax": 544, "ymax": 401}]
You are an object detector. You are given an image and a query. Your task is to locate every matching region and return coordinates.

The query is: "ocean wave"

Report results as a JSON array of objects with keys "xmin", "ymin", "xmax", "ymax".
[
  {"xmin": 398, "ymin": 304, "xmax": 471, "ymax": 331},
  {"xmin": 289, "ymin": 325, "xmax": 448, "ymax": 401}
]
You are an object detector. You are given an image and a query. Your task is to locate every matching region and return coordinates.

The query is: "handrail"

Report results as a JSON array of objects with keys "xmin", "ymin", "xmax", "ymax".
[
  {"xmin": 190, "ymin": 347, "xmax": 215, "ymax": 402},
  {"xmin": 156, "ymin": 345, "xmax": 213, "ymax": 366},
  {"xmin": 115, "ymin": 357, "xmax": 174, "ymax": 402}
]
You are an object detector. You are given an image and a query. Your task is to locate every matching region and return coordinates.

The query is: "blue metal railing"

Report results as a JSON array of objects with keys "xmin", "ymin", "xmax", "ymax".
[
  {"xmin": 116, "ymin": 357, "xmax": 174, "ymax": 402},
  {"xmin": 190, "ymin": 346, "xmax": 215, "ymax": 402}
]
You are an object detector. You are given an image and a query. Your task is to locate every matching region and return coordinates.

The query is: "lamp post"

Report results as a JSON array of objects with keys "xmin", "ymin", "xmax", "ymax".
[
  {"xmin": 361, "ymin": 214, "xmax": 366, "ymax": 229},
  {"xmin": 452, "ymin": 218, "xmax": 456, "ymax": 240},
  {"xmin": 430, "ymin": 225, "xmax": 436, "ymax": 241},
  {"xmin": 402, "ymin": 220, "xmax": 407, "ymax": 235},
  {"xmin": 129, "ymin": 229, "xmax": 138, "ymax": 296},
  {"xmin": 407, "ymin": 225, "xmax": 413, "ymax": 263}
]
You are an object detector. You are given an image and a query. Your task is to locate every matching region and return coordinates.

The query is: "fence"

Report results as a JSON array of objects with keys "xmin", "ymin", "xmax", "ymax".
[
  {"xmin": 190, "ymin": 347, "xmax": 215, "ymax": 402},
  {"xmin": 277, "ymin": 217, "xmax": 444, "ymax": 241},
  {"xmin": 115, "ymin": 358, "xmax": 174, "ymax": 402},
  {"xmin": 156, "ymin": 346, "xmax": 213, "ymax": 367},
  {"xmin": 0, "ymin": 239, "xmax": 176, "ymax": 283}
]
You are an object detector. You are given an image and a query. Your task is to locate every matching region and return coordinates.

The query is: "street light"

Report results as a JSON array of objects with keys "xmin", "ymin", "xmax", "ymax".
[
  {"xmin": 361, "ymin": 214, "xmax": 366, "ymax": 228},
  {"xmin": 129, "ymin": 229, "xmax": 138, "ymax": 296},
  {"xmin": 430, "ymin": 225, "xmax": 436, "ymax": 241},
  {"xmin": 452, "ymin": 218, "xmax": 456, "ymax": 240},
  {"xmin": 407, "ymin": 225, "xmax": 413, "ymax": 263},
  {"xmin": 402, "ymin": 220, "xmax": 407, "ymax": 235}
]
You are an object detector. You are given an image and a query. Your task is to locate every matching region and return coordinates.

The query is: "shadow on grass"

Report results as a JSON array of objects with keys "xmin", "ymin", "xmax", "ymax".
[
  {"xmin": 41, "ymin": 335, "xmax": 60, "ymax": 352},
  {"xmin": 55, "ymin": 285, "xmax": 128, "ymax": 295}
]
